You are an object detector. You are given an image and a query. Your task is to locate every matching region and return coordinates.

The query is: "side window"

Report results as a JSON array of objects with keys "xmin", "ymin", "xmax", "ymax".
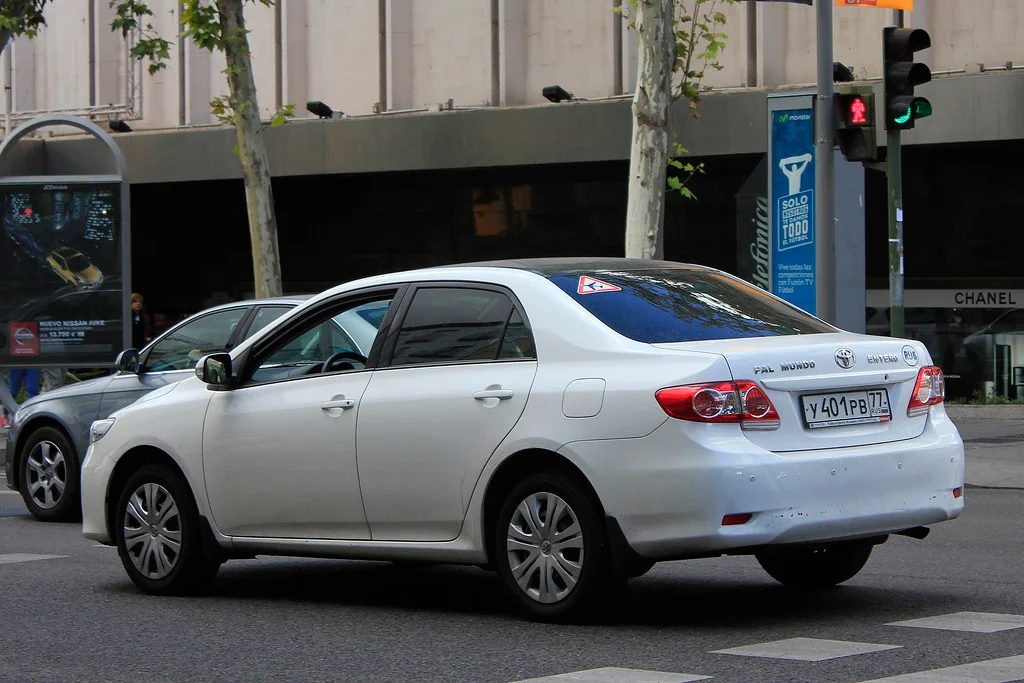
[
  {"xmin": 248, "ymin": 294, "xmax": 394, "ymax": 385},
  {"xmin": 391, "ymin": 287, "xmax": 529, "ymax": 366},
  {"xmin": 145, "ymin": 307, "xmax": 248, "ymax": 372},
  {"xmin": 499, "ymin": 309, "xmax": 536, "ymax": 359},
  {"xmin": 242, "ymin": 305, "xmax": 294, "ymax": 341}
]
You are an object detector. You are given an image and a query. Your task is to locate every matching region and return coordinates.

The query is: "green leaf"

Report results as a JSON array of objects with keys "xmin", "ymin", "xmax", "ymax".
[
  {"xmin": 667, "ymin": 158, "xmax": 683, "ymax": 169},
  {"xmin": 680, "ymin": 187, "xmax": 696, "ymax": 200},
  {"xmin": 667, "ymin": 176, "xmax": 683, "ymax": 190}
]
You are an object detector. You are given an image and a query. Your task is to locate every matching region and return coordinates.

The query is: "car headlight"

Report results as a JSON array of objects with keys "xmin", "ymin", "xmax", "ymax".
[{"xmin": 90, "ymin": 418, "xmax": 116, "ymax": 444}]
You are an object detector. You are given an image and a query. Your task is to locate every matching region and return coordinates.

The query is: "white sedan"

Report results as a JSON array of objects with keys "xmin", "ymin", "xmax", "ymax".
[{"xmin": 81, "ymin": 259, "xmax": 964, "ymax": 621}]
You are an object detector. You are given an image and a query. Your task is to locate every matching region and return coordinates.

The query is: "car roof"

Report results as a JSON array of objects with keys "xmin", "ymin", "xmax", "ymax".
[{"xmin": 441, "ymin": 257, "xmax": 705, "ymax": 276}]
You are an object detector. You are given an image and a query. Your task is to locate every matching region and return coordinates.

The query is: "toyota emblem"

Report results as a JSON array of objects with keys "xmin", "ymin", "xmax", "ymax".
[{"xmin": 834, "ymin": 348, "xmax": 856, "ymax": 369}]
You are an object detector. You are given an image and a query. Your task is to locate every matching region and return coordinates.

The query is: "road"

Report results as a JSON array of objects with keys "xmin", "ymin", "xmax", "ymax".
[{"xmin": 1, "ymin": 486, "xmax": 1022, "ymax": 683}]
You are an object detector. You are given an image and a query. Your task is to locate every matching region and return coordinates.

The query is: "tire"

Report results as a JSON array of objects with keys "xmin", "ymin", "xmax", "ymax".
[
  {"xmin": 494, "ymin": 472, "xmax": 615, "ymax": 622},
  {"xmin": 114, "ymin": 464, "xmax": 222, "ymax": 595},
  {"xmin": 755, "ymin": 540, "xmax": 873, "ymax": 589},
  {"xmin": 19, "ymin": 426, "xmax": 81, "ymax": 523}
]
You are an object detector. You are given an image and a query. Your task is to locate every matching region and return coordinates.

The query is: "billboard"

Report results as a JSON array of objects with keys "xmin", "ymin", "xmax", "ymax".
[
  {"xmin": 0, "ymin": 182, "xmax": 125, "ymax": 367},
  {"xmin": 767, "ymin": 94, "xmax": 817, "ymax": 315}
]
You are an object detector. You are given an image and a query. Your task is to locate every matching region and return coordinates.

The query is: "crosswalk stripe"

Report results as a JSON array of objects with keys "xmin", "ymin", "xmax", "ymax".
[
  {"xmin": 887, "ymin": 611, "xmax": 1024, "ymax": 633},
  {"xmin": 857, "ymin": 654, "xmax": 1024, "ymax": 682},
  {"xmin": 0, "ymin": 553, "xmax": 68, "ymax": 565},
  {"xmin": 711, "ymin": 637, "xmax": 901, "ymax": 662},
  {"xmin": 509, "ymin": 667, "xmax": 711, "ymax": 682}
]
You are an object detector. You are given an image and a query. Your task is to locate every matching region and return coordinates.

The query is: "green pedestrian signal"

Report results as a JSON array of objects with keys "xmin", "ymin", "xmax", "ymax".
[{"xmin": 883, "ymin": 27, "xmax": 931, "ymax": 130}]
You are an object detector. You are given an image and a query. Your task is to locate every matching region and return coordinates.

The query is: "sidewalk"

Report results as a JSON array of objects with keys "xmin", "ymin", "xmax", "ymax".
[
  {"xmin": 1, "ymin": 417, "xmax": 1022, "ymax": 489},
  {"xmin": 949, "ymin": 415, "xmax": 1024, "ymax": 490}
]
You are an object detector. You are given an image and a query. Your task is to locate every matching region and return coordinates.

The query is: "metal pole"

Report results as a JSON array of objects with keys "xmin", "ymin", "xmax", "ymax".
[
  {"xmin": 746, "ymin": 0, "xmax": 757, "ymax": 87},
  {"xmin": 886, "ymin": 127, "xmax": 904, "ymax": 338},
  {"xmin": 88, "ymin": 0, "xmax": 97, "ymax": 106},
  {"xmin": 3, "ymin": 47, "xmax": 11, "ymax": 135},
  {"xmin": 490, "ymin": 0, "xmax": 500, "ymax": 106},
  {"xmin": 613, "ymin": 0, "xmax": 623, "ymax": 95},
  {"xmin": 886, "ymin": 9, "xmax": 905, "ymax": 339},
  {"xmin": 274, "ymin": 0, "xmax": 283, "ymax": 111},
  {"xmin": 815, "ymin": 0, "xmax": 836, "ymax": 322},
  {"xmin": 378, "ymin": 0, "xmax": 388, "ymax": 112}
]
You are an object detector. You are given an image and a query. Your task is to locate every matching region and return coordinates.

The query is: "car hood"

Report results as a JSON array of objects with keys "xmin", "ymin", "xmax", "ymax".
[{"xmin": 18, "ymin": 373, "xmax": 117, "ymax": 407}]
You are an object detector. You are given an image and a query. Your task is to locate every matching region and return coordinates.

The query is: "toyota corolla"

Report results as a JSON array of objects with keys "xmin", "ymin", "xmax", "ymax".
[{"xmin": 80, "ymin": 258, "xmax": 964, "ymax": 621}]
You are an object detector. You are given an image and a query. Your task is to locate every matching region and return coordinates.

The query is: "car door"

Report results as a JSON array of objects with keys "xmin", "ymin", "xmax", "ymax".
[
  {"xmin": 356, "ymin": 284, "xmax": 538, "ymax": 542},
  {"xmin": 97, "ymin": 305, "xmax": 254, "ymax": 417},
  {"xmin": 202, "ymin": 289, "xmax": 400, "ymax": 540}
]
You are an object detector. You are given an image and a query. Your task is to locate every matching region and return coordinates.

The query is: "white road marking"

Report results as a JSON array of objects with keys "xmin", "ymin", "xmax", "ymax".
[
  {"xmin": 887, "ymin": 611, "xmax": 1024, "ymax": 633},
  {"xmin": 857, "ymin": 654, "xmax": 1024, "ymax": 682},
  {"xmin": 711, "ymin": 637, "xmax": 901, "ymax": 662},
  {"xmin": 0, "ymin": 553, "xmax": 68, "ymax": 565},
  {"xmin": 510, "ymin": 667, "xmax": 711, "ymax": 682},
  {"xmin": 0, "ymin": 490, "xmax": 22, "ymax": 496}
]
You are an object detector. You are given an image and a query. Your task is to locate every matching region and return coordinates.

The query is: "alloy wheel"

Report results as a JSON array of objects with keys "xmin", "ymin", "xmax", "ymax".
[
  {"xmin": 123, "ymin": 483, "xmax": 182, "ymax": 580},
  {"xmin": 24, "ymin": 440, "xmax": 67, "ymax": 510},
  {"xmin": 505, "ymin": 492, "xmax": 585, "ymax": 604}
]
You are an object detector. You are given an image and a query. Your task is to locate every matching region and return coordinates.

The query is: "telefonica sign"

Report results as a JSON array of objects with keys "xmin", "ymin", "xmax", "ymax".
[{"xmin": 866, "ymin": 289, "xmax": 1024, "ymax": 309}]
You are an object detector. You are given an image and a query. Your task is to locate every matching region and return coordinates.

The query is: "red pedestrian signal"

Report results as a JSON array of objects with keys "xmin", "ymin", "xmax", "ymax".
[
  {"xmin": 835, "ymin": 89, "xmax": 877, "ymax": 162},
  {"xmin": 849, "ymin": 96, "xmax": 868, "ymax": 125}
]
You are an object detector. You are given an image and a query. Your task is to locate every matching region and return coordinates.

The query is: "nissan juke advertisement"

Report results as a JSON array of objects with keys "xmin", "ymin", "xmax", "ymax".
[{"xmin": 0, "ymin": 183, "xmax": 124, "ymax": 367}]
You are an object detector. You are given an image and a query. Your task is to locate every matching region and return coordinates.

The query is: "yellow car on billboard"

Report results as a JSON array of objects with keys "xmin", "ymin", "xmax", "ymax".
[{"xmin": 46, "ymin": 246, "xmax": 104, "ymax": 290}]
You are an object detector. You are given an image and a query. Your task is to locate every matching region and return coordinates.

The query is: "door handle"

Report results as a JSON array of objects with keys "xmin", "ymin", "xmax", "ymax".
[
  {"xmin": 321, "ymin": 399, "xmax": 356, "ymax": 410},
  {"xmin": 474, "ymin": 389, "xmax": 514, "ymax": 401}
]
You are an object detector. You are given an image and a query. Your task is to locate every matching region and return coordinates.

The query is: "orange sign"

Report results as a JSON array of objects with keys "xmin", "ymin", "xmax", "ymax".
[{"xmin": 836, "ymin": 0, "xmax": 913, "ymax": 9}]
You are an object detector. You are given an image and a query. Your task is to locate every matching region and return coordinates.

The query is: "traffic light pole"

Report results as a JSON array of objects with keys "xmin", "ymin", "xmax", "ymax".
[
  {"xmin": 815, "ymin": 0, "xmax": 836, "ymax": 324},
  {"xmin": 886, "ymin": 127, "xmax": 904, "ymax": 338}
]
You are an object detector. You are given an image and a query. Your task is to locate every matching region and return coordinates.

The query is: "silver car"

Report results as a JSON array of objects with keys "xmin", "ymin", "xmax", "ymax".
[{"xmin": 4, "ymin": 296, "xmax": 309, "ymax": 522}]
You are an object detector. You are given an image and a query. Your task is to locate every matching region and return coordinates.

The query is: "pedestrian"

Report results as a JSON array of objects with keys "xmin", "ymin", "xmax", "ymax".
[
  {"xmin": 131, "ymin": 292, "xmax": 154, "ymax": 349},
  {"xmin": 2, "ymin": 367, "xmax": 40, "ymax": 425}
]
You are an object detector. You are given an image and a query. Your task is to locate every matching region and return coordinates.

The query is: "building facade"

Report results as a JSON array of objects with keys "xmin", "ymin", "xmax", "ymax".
[{"xmin": 2, "ymin": 0, "xmax": 1023, "ymax": 398}]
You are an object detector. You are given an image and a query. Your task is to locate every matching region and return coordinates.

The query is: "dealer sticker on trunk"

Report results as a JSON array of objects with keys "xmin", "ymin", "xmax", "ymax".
[{"xmin": 801, "ymin": 389, "xmax": 891, "ymax": 429}]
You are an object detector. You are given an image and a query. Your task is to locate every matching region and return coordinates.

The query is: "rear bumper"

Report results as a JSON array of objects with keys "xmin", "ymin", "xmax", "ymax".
[{"xmin": 561, "ymin": 409, "xmax": 964, "ymax": 560}]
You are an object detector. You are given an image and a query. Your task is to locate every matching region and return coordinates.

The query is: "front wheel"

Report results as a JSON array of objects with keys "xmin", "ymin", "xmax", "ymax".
[
  {"xmin": 19, "ymin": 426, "xmax": 80, "ymax": 522},
  {"xmin": 755, "ymin": 540, "xmax": 873, "ymax": 589},
  {"xmin": 494, "ymin": 472, "xmax": 615, "ymax": 622},
  {"xmin": 115, "ymin": 464, "xmax": 221, "ymax": 595}
]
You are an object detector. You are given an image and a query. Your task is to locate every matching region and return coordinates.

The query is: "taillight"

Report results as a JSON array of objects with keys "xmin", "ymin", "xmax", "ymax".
[
  {"xmin": 656, "ymin": 380, "xmax": 780, "ymax": 431},
  {"xmin": 907, "ymin": 365, "xmax": 945, "ymax": 417}
]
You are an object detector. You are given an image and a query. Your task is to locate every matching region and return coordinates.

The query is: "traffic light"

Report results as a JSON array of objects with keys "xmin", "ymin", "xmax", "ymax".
[
  {"xmin": 835, "ymin": 87, "xmax": 877, "ymax": 162},
  {"xmin": 883, "ymin": 27, "xmax": 932, "ymax": 130}
]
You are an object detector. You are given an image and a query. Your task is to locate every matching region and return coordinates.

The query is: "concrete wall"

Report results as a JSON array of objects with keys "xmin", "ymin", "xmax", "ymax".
[{"xmin": 4, "ymin": 0, "xmax": 1022, "ymax": 133}]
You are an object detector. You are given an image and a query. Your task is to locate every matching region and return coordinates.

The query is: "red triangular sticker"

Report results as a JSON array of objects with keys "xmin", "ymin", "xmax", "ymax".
[{"xmin": 577, "ymin": 276, "xmax": 622, "ymax": 295}]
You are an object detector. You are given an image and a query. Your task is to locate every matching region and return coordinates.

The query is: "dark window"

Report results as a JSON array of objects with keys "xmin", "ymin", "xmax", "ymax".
[
  {"xmin": 548, "ymin": 268, "xmax": 833, "ymax": 343},
  {"xmin": 145, "ymin": 307, "xmax": 248, "ymax": 371},
  {"xmin": 248, "ymin": 294, "xmax": 395, "ymax": 384},
  {"xmin": 499, "ymin": 309, "xmax": 536, "ymax": 359},
  {"xmin": 391, "ymin": 288, "xmax": 519, "ymax": 365},
  {"xmin": 242, "ymin": 305, "xmax": 294, "ymax": 341}
]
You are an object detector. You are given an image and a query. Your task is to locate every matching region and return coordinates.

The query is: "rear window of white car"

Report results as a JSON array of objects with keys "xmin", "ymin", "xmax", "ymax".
[{"xmin": 548, "ymin": 268, "xmax": 833, "ymax": 343}]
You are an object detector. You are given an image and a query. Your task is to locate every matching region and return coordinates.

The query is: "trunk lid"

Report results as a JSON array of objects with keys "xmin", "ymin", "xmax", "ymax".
[{"xmin": 653, "ymin": 332, "xmax": 932, "ymax": 452}]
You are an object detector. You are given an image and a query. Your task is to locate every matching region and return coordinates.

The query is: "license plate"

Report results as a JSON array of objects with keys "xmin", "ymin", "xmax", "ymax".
[{"xmin": 801, "ymin": 389, "xmax": 891, "ymax": 429}]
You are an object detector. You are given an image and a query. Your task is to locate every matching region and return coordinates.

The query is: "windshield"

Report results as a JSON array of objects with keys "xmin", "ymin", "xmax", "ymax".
[{"xmin": 548, "ymin": 268, "xmax": 834, "ymax": 343}]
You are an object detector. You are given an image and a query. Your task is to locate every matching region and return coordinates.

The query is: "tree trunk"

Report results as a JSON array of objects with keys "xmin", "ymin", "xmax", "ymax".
[
  {"xmin": 218, "ymin": 0, "xmax": 283, "ymax": 298},
  {"xmin": 623, "ymin": 0, "xmax": 674, "ymax": 260}
]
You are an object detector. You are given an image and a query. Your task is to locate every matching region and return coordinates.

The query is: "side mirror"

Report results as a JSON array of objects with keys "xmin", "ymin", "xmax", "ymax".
[
  {"xmin": 115, "ymin": 349, "xmax": 141, "ymax": 374},
  {"xmin": 195, "ymin": 352, "xmax": 232, "ymax": 389}
]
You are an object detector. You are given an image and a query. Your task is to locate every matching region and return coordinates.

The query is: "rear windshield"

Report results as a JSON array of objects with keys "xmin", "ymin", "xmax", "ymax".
[{"xmin": 549, "ymin": 268, "xmax": 834, "ymax": 343}]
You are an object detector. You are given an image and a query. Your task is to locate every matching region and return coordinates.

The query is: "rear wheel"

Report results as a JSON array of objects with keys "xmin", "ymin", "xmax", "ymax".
[
  {"xmin": 114, "ymin": 464, "xmax": 221, "ymax": 595},
  {"xmin": 755, "ymin": 541, "xmax": 873, "ymax": 589},
  {"xmin": 19, "ymin": 426, "xmax": 80, "ymax": 522},
  {"xmin": 494, "ymin": 472, "xmax": 615, "ymax": 622}
]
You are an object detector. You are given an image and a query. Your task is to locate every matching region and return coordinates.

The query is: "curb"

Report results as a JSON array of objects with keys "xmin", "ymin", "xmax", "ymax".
[{"xmin": 946, "ymin": 404, "xmax": 1024, "ymax": 420}]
